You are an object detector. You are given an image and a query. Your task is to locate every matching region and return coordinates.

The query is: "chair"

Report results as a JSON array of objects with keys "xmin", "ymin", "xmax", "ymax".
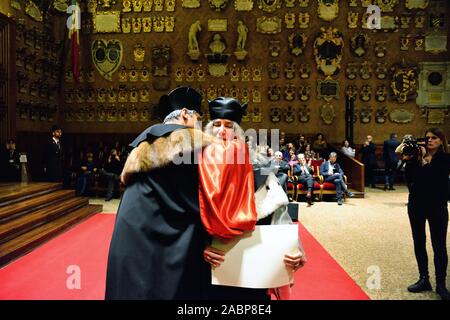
[
  {"xmin": 289, "ymin": 160, "xmax": 322, "ymax": 202},
  {"xmin": 317, "ymin": 160, "xmax": 348, "ymax": 201}
]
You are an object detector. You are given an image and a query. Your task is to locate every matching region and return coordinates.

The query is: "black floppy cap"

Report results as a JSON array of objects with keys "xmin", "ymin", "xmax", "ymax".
[
  {"xmin": 157, "ymin": 86, "xmax": 202, "ymax": 120},
  {"xmin": 208, "ymin": 97, "xmax": 248, "ymax": 124},
  {"xmin": 51, "ymin": 125, "xmax": 61, "ymax": 132}
]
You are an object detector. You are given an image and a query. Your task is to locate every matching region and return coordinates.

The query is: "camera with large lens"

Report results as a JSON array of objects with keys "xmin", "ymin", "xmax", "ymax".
[{"xmin": 402, "ymin": 137, "xmax": 428, "ymax": 158}]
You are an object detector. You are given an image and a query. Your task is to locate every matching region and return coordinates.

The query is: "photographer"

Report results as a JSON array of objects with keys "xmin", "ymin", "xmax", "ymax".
[
  {"xmin": 395, "ymin": 134, "xmax": 416, "ymax": 192},
  {"xmin": 402, "ymin": 128, "xmax": 449, "ymax": 300}
]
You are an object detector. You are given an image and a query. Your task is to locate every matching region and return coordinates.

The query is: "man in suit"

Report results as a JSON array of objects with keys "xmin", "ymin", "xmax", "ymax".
[
  {"xmin": 297, "ymin": 153, "xmax": 315, "ymax": 205},
  {"xmin": 320, "ymin": 152, "xmax": 354, "ymax": 205},
  {"xmin": 270, "ymin": 151, "xmax": 290, "ymax": 192},
  {"xmin": 361, "ymin": 135, "xmax": 377, "ymax": 188},
  {"xmin": 0, "ymin": 139, "xmax": 20, "ymax": 182},
  {"xmin": 43, "ymin": 125, "xmax": 63, "ymax": 182},
  {"xmin": 383, "ymin": 133, "xmax": 400, "ymax": 191}
]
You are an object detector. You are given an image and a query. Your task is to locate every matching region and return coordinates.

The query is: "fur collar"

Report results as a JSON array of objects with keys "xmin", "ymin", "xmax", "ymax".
[{"xmin": 121, "ymin": 128, "xmax": 215, "ymax": 185}]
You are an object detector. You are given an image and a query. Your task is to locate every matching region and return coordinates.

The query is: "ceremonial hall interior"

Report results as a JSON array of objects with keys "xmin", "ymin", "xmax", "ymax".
[{"xmin": 0, "ymin": 0, "xmax": 449, "ymax": 301}]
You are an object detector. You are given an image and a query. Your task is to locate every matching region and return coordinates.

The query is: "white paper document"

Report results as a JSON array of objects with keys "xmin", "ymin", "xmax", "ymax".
[{"xmin": 211, "ymin": 224, "xmax": 298, "ymax": 289}]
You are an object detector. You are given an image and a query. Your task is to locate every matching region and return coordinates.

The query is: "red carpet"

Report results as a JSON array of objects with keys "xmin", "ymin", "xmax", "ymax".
[{"xmin": 0, "ymin": 214, "xmax": 369, "ymax": 300}]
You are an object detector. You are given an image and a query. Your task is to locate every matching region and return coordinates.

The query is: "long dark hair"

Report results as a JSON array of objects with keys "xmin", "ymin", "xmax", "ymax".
[{"xmin": 425, "ymin": 127, "xmax": 448, "ymax": 153}]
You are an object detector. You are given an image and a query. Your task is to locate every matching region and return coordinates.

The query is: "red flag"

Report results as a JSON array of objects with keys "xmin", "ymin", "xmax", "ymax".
[{"xmin": 68, "ymin": 0, "xmax": 80, "ymax": 83}]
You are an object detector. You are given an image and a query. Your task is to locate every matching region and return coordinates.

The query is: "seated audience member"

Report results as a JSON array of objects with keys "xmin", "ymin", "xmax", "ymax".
[
  {"xmin": 320, "ymin": 152, "xmax": 354, "ymax": 205},
  {"xmin": 1, "ymin": 139, "xmax": 21, "ymax": 182},
  {"xmin": 297, "ymin": 154, "xmax": 315, "ymax": 205},
  {"xmin": 313, "ymin": 133, "xmax": 328, "ymax": 159},
  {"xmin": 270, "ymin": 151, "xmax": 289, "ymax": 192},
  {"xmin": 267, "ymin": 147, "xmax": 274, "ymax": 160},
  {"xmin": 341, "ymin": 140, "xmax": 355, "ymax": 158},
  {"xmin": 304, "ymin": 143, "xmax": 316, "ymax": 162},
  {"xmin": 283, "ymin": 142, "xmax": 295, "ymax": 161},
  {"xmin": 102, "ymin": 148, "xmax": 123, "ymax": 201},
  {"xmin": 296, "ymin": 135, "xmax": 307, "ymax": 154},
  {"xmin": 75, "ymin": 152, "xmax": 97, "ymax": 196}
]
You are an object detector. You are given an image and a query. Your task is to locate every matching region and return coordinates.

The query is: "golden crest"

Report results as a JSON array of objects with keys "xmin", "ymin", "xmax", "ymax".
[
  {"xmin": 166, "ymin": 0, "xmax": 176, "ymax": 11},
  {"xmin": 97, "ymin": 88, "xmax": 106, "ymax": 102},
  {"xmin": 208, "ymin": 0, "xmax": 229, "ymax": 11},
  {"xmin": 143, "ymin": 17, "xmax": 152, "ymax": 32},
  {"xmin": 133, "ymin": 0, "xmax": 143, "ymax": 12},
  {"xmin": 285, "ymin": 0, "xmax": 295, "ymax": 7},
  {"xmin": 320, "ymin": 103, "xmax": 335, "ymax": 125},
  {"xmin": 414, "ymin": 35, "xmax": 424, "ymax": 51},
  {"xmin": 92, "ymin": 39, "xmax": 123, "ymax": 81},
  {"xmin": 230, "ymin": 64, "xmax": 240, "ymax": 81},
  {"xmin": 234, "ymin": 0, "xmax": 253, "ymax": 11},
  {"xmin": 400, "ymin": 16, "xmax": 411, "ymax": 29},
  {"xmin": 299, "ymin": 0, "xmax": 309, "ymax": 7},
  {"xmin": 241, "ymin": 66, "xmax": 251, "ymax": 82},
  {"xmin": 406, "ymin": 0, "xmax": 429, "ymax": 10},
  {"xmin": 132, "ymin": 17, "xmax": 142, "ymax": 33},
  {"xmin": 143, "ymin": 0, "xmax": 153, "ymax": 11},
  {"xmin": 122, "ymin": 18, "xmax": 131, "ymax": 33},
  {"xmin": 183, "ymin": 0, "xmax": 201, "ymax": 8},
  {"xmin": 252, "ymin": 107, "xmax": 262, "ymax": 123},
  {"xmin": 129, "ymin": 67, "xmax": 139, "ymax": 82},
  {"xmin": 25, "ymin": 1, "xmax": 43, "ymax": 22},
  {"xmin": 299, "ymin": 63, "xmax": 311, "ymax": 79},
  {"xmin": 129, "ymin": 87, "xmax": 139, "ymax": 102},
  {"xmin": 107, "ymin": 88, "xmax": 117, "ymax": 103},
  {"xmin": 348, "ymin": 12, "xmax": 359, "ymax": 29},
  {"xmin": 119, "ymin": 66, "xmax": 128, "ymax": 82},
  {"xmin": 154, "ymin": 0, "xmax": 164, "ymax": 11},
  {"xmin": 252, "ymin": 87, "xmax": 261, "ymax": 102},
  {"xmin": 118, "ymin": 86, "xmax": 128, "ymax": 102},
  {"xmin": 288, "ymin": 33, "xmax": 307, "ymax": 56},
  {"xmin": 285, "ymin": 13, "xmax": 296, "ymax": 29},
  {"xmin": 317, "ymin": 0, "xmax": 339, "ymax": 22},
  {"xmin": 258, "ymin": 0, "xmax": 281, "ymax": 13},
  {"xmin": 284, "ymin": 61, "xmax": 296, "ymax": 79},
  {"xmin": 313, "ymin": 27, "xmax": 344, "ymax": 76},
  {"xmin": 284, "ymin": 83, "xmax": 296, "ymax": 101},
  {"xmin": 129, "ymin": 106, "xmax": 139, "ymax": 122},
  {"xmin": 256, "ymin": 17, "xmax": 282, "ymax": 34},
  {"xmin": 140, "ymin": 86, "xmax": 150, "ymax": 102},
  {"xmin": 197, "ymin": 64, "xmax": 206, "ymax": 81},
  {"xmin": 252, "ymin": 66, "xmax": 262, "ymax": 81},
  {"xmin": 122, "ymin": 0, "xmax": 132, "ymax": 12},
  {"xmin": 415, "ymin": 15, "xmax": 425, "ymax": 28},
  {"xmin": 390, "ymin": 64, "xmax": 417, "ymax": 103},
  {"xmin": 175, "ymin": 67, "xmax": 184, "ymax": 82},
  {"xmin": 94, "ymin": 11, "xmax": 121, "ymax": 33},
  {"xmin": 207, "ymin": 85, "xmax": 217, "ymax": 101},
  {"xmin": 88, "ymin": 0, "xmax": 98, "ymax": 13},
  {"xmin": 185, "ymin": 67, "xmax": 195, "ymax": 82},
  {"xmin": 298, "ymin": 13, "xmax": 310, "ymax": 29},
  {"xmin": 360, "ymin": 85, "xmax": 372, "ymax": 102},
  {"xmin": 140, "ymin": 67, "xmax": 151, "ymax": 81},
  {"xmin": 134, "ymin": 44, "xmax": 145, "ymax": 62},
  {"xmin": 165, "ymin": 16, "xmax": 175, "ymax": 32},
  {"xmin": 400, "ymin": 34, "xmax": 411, "ymax": 51},
  {"xmin": 153, "ymin": 17, "xmax": 165, "ymax": 32},
  {"xmin": 376, "ymin": 0, "xmax": 398, "ymax": 13}
]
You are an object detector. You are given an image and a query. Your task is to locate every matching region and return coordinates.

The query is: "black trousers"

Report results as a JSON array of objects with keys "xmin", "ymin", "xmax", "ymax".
[{"xmin": 407, "ymin": 203, "xmax": 448, "ymax": 283}]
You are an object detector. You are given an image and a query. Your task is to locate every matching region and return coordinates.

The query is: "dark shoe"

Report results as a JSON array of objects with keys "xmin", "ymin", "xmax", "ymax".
[
  {"xmin": 407, "ymin": 276, "xmax": 432, "ymax": 293},
  {"xmin": 337, "ymin": 199, "xmax": 342, "ymax": 205},
  {"xmin": 307, "ymin": 198, "xmax": 313, "ymax": 206},
  {"xmin": 383, "ymin": 185, "xmax": 388, "ymax": 191},
  {"xmin": 346, "ymin": 191, "xmax": 354, "ymax": 197},
  {"xmin": 436, "ymin": 284, "xmax": 450, "ymax": 300},
  {"xmin": 388, "ymin": 186, "xmax": 396, "ymax": 190}
]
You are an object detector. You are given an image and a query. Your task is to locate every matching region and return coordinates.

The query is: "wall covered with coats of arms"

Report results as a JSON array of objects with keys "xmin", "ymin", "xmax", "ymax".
[{"xmin": 9, "ymin": 0, "xmax": 450, "ymax": 144}]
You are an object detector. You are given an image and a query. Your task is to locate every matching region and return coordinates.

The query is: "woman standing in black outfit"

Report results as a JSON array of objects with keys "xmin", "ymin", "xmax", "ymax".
[{"xmin": 405, "ymin": 128, "xmax": 449, "ymax": 300}]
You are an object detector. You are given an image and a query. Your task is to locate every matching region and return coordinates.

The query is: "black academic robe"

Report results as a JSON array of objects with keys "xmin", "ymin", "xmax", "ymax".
[
  {"xmin": 44, "ymin": 139, "xmax": 63, "ymax": 182},
  {"xmin": 105, "ymin": 124, "xmax": 212, "ymax": 300}
]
